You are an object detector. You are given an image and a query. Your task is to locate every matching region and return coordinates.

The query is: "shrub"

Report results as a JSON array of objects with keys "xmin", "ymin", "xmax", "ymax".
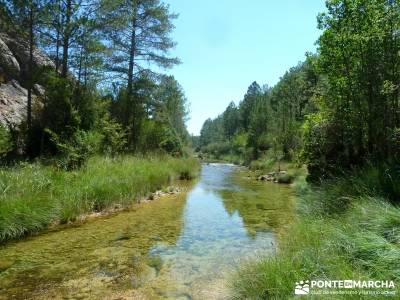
[
  {"xmin": 47, "ymin": 129, "xmax": 102, "ymax": 170},
  {"xmin": 99, "ymin": 116, "xmax": 127, "ymax": 156},
  {"xmin": 277, "ymin": 173, "xmax": 294, "ymax": 184},
  {"xmin": 0, "ymin": 124, "xmax": 12, "ymax": 158}
]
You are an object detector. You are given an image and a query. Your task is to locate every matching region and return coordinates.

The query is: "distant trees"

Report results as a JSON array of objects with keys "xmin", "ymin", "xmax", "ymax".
[
  {"xmin": 199, "ymin": 0, "xmax": 400, "ymax": 181},
  {"xmin": 222, "ymin": 102, "xmax": 240, "ymax": 139},
  {"xmin": 199, "ymin": 59, "xmax": 318, "ymax": 162},
  {"xmin": 239, "ymin": 81, "xmax": 262, "ymax": 131}
]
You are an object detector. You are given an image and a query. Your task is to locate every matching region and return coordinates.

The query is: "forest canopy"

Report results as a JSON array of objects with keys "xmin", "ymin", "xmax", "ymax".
[{"xmin": 0, "ymin": 0, "xmax": 190, "ymax": 167}]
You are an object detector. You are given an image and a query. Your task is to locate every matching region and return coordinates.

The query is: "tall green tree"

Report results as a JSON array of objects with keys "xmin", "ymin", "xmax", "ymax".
[
  {"xmin": 101, "ymin": 0, "xmax": 179, "ymax": 147},
  {"xmin": 101, "ymin": 0, "xmax": 179, "ymax": 90},
  {"xmin": 308, "ymin": 0, "xmax": 400, "ymax": 173},
  {"xmin": 154, "ymin": 75, "xmax": 189, "ymax": 141},
  {"xmin": 239, "ymin": 81, "xmax": 262, "ymax": 131},
  {"xmin": 222, "ymin": 102, "xmax": 240, "ymax": 140}
]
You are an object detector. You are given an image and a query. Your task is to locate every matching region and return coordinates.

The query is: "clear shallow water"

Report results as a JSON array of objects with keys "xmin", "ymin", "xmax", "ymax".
[{"xmin": 0, "ymin": 163, "xmax": 294, "ymax": 299}]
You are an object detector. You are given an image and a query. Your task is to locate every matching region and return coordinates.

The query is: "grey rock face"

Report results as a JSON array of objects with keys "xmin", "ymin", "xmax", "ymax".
[
  {"xmin": 0, "ymin": 33, "xmax": 55, "ymax": 76},
  {"xmin": 0, "ymin": 36, "xmax": 20, "ymax": 79},
  {"xmin": 0, "ymin": 31, "xmax": 53, "ymax": 129},
  {"xmin": 0, "ymin": 80, "xmax": 28, "ymax": 127}
]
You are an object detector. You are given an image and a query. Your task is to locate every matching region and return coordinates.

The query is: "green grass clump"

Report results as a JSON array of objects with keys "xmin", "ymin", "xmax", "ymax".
[
  {"xmin": 230, "ymin": 166, "xmax": 400, "ymax": 299},
  {"xmin": 0, "ymin": 155, "xmax": 199, "ymax": 242},
  {"xmin": 276, "ymin": 173, "xmax": 294, "ymax": 184}
]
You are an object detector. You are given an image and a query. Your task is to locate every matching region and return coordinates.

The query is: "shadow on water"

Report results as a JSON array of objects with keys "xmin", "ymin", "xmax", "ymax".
[{"xmin": 0, "ymin": 163, "xmax": 294, "ymax": 299}]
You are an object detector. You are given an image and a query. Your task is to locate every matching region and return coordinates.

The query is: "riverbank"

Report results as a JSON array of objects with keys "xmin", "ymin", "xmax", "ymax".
[
  {"xmin": 230, "ymin": 164, "xmax": 400, "ymax": 298},
  {"xmin": 202, "ymin": 154, "xmax": 304, "ymax": 185},
  {"xmin": 0, "ymin": 155, "xmax": 200, "ymax": 243}
]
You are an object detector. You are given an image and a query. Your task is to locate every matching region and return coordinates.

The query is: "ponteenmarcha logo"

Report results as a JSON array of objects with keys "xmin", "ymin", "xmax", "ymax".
[
  {"xmin": 294, "ymin": 279, "xmax": 396, "ymax": 296},
  {"xmin": 295, "ymin": 280, "xmax": 310, "ymax": 295}
]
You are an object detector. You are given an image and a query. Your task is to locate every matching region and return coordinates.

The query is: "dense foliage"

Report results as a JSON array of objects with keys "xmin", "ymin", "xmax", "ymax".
[
  {"xmin": 0, "ymin": 0, "xmax": 190, "ymax": 166},
  {"xmin": 199, "ymin": 0, "xmax": 400, "ymax": 183},
  {"xmin": 199, "ymin": 57, "xmax": 319, "ymax": 164}
]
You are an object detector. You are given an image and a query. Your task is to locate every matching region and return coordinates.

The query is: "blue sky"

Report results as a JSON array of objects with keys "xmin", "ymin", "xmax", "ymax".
[{"xmin": 164, "ymin": 0, "xmax": 326, "ymax": 135}]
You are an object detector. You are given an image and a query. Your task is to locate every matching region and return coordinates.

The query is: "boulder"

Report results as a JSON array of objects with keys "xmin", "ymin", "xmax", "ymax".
[
  {"xmin": 257, "ymin": 174, "xmax": 274, "ymax": 181},
  {"xmin": 0, "ymin": 31, "xmax": 53, "ymax": 129},
  {"xmin": 33, "ymin": 84, "xmax": 45, "ymax": 97},
  {"xmin": 0, "ymin": 33, "xmax": 55, "ymax": 76},
  {"xmin": 257, "ymin": 170, "xmax": 291, "ymax": 183},
  {"xmin": 0, "ymin": 36, "xmax": 20, "ymax": 79}
]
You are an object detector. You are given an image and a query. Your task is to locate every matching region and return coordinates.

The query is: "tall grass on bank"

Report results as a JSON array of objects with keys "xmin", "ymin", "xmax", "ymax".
[
  {"xmin": 0, "ymin": 155, "xmax": 199, "ymax": 242},
  {"xmin": 230, "ymin": 165, "xmax": 400, "ymax": 299}
]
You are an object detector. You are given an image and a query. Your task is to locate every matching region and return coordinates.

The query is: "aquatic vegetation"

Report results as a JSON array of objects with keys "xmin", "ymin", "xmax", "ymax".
[
  {"xmin": 0, "ymin": 155, "xmax": 200, "ymax": 242},
  {"xmin": 219, "ymin": 172, "xmax": 295, "ymax": 237},
  {"xmin": 0, "ymin": 190, "xmax": 188, "ymax": 300}
]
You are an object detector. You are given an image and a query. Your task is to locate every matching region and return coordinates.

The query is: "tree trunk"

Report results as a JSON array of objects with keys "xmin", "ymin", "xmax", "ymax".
[
  {"xmin": 126, "ymin": 3, "xmax": 138, "ymax": 148},
  {"xmin": 77, "ymin": 46, "xmax": 83, "ymax": 85},
  {"xmin": 55, "ymin": 0, "xmax": 61, "ymax": 72},
  {"xmin": 84, "ymin": 55, "xmax": 88, "ymax": 88},
  {"xmin": 27, "ymin": 2, "xmax": 34, "ymax": 130},
  {"xmin": 61, "ymin": 0, "xmax": 72, "ymax": 78},
  {"xmin": 127, "ymin": 5, "xmax": 137, "ymax": 97}
]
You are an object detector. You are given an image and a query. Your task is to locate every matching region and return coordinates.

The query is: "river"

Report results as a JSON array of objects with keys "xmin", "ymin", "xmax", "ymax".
[{"xmin": 0, "ymin": 163, "xmax": 294, "ymax": 299}]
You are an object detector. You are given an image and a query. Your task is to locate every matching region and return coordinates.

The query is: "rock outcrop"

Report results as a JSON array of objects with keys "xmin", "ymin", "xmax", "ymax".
[
  {"xmin": 0, "ymin": 31, "xmax": 52, "ymax": 128},
  {"xmin": 0, "ymin": 37, "xmax": 20, "ymax": 79},
  {"xmin": 0, "ymin": 80, "xmax": 29, "ymax": 127},
  {"xmin": 0, "ymin": 33, "xmax": 55, "ymax": 75}
]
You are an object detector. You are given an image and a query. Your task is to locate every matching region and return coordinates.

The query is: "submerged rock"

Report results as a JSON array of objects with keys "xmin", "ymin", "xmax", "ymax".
[
  {"xmin": 0, "ymin": 259, "xmax": 13, "ymax": 272},
  {"xmin": 257, "ymin": 174, "xmax": 274, "ymax": 181},
  {"xmin": 257, "ymin": 171, "xmax": 292, "ymax": 184}
]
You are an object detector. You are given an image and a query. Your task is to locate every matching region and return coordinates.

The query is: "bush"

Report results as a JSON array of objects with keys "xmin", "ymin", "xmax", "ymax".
[
  {"xmin": 98, "ymin": 116, "xmax": 127, "ymax": 156},
  {"xmin": 301, "ymin": 112, "xmax": 347, "ymax": 181},
  {"xmin": 136, "ymin": 119, "xmax": 185, "ymax": 156},
  {"xmin": 47, "ymin": 129, "xmax": 102, "ymax": 170},
  {"xmin": 159, "ymin": 127, "xmax": 185, "ymax": 156},
  {"xmin": 0, "ymin": 124, "xmax": 12, "ymax": 158},
  {"xmin": 277, "ymin": 173, "xmax": 294, "ymax": 184}
]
